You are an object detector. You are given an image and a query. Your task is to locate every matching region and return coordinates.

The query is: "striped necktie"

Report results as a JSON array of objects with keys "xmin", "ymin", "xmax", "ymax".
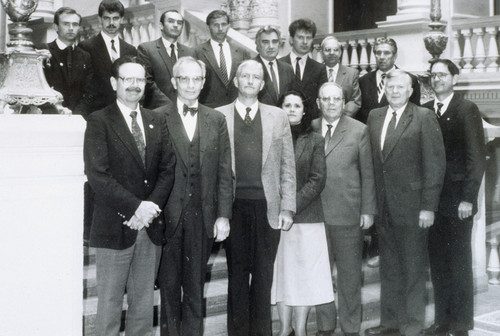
[
  {"xmin": 377, "ymin": 73, "xmax": 386, "ymax": 102},
  {"xmin": 219, "ymin": 43, "xmax": 229, "ymax": 86},
  {"xmin": 130, "ymin": 111, "xmax": 146, "ymax": 165}
]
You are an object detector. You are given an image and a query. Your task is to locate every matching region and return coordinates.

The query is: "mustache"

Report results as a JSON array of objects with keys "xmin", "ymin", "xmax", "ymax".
[
  {"xmin": 126, "ymin": 87, "xmax": 142, "ymax": 93},
  {"xmin": 106, "ymin": 24, "xmax": 117, "ymax": 29}
]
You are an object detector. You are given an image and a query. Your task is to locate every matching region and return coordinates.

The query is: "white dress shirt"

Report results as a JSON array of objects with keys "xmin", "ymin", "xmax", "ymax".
[
  {"xmin": 235, "ymin": 99, "xmax": 259, "ymax": 121},
  {"xmin": 162, "ymin": 38, "xmax": 178, "ymax": 58},
  {"xmin": 210, "ymin": 39, "xmax": 232, "ymax": 75},
  {"xmin": 290, "ymin": 51, "xmax": 308, "ymax": 79},
  {"xmin": 101, "ymin": 32, "xmax": 120, "ymax": 61},
  {"xmin": 116, "ymin": 99, "xmax": 146, "ymax": 145},
  {"xmin": 376, "ymin": 66, "xmax": 395, "ymax": 101},
  {"xmin": 380, "ymin": 103, "xmax": 407, "ymax": 149},
  {"xmin": 322, "ymin": 117, "xmax": 340, "ymax": 138},
  {"xmin": 433, "ymin": 92, "xmax": 454, "ymax": 116},
  {"xmin": 260, "ymin": 56, "xmax": 280, "ymax": 92},
  {"xmin": 177, "ymin": 98, "xmax": 198, "ymax": 141}
]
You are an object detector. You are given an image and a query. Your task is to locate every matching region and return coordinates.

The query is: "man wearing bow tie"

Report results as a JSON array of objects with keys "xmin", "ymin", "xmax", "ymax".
[
  {"xmin": 157, "ymin": 56, "xmax": 233, "ymax": 336},
  {"xmin": 84, "ymin": 56, "xmax": 176, "ymax": 336}
]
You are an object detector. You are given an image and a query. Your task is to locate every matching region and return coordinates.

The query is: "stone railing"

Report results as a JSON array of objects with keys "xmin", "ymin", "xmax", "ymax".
[{"xmin": 451, "ymin": 16, "xmax": 500, "ymax": 74}]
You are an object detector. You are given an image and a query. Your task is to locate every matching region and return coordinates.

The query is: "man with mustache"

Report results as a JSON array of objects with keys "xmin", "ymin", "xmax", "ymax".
[
  {"xmin": 137, "ymin": 10, "xmax": 196, "ymax": 102},
  {"xmin": 83, "ymin": 55, "xmax": 176, "ymax": 336},
  {"xmin": 78, "ymin": 0, "xmax": 170, "ymax": 118}
]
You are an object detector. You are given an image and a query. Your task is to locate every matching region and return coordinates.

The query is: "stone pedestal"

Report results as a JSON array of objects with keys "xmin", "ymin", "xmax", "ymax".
[
  {"xmin": 248, "ymin": 0, "xmax": 279, "ymax": 38},
  {"xmin": 379, "ymin": 0, "xmax": 431, "ymax": 26},
  {"xmin": 0, "ymin": 115, "xmax": 86, "ymax": 336}
]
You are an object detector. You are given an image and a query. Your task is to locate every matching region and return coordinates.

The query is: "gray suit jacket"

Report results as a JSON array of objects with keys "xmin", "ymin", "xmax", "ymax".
[
  {"xmin": 217, "ymin": 101, "xmax": 296, "ymax": 228},
  {"xmin": 334, "ymin": 64, "xmax": 362, "ymax": 117},
  {"xmin": 313, "ymin": 115, "xmax": 376, "ymax": 225}
]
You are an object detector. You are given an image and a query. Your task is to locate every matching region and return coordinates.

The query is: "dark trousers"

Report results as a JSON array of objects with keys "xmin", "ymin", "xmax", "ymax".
[
  {"xmin": 316, "ymin": 225, "xmax": 363, "ymax": 333},
  {"xmin": 226, "ymin": 199, "xmax": 281, "ymax": 336},
  {"xmin": 378, "ymin": 208, "xmax": 428, "ymax": 336},
  {"xmin": 428, "ymin": 214, "xmax": 474, "ymax": 331},
  {"xmin": 159, "ymin": 199, "xmax": 213, "ymax": 336}
]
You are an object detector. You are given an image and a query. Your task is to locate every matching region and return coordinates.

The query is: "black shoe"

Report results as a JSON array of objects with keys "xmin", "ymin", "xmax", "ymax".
[
  {"xmin": 446, "ymin": 331, "xmax": 468, "ymax": 336},
  {"xmin": 365, "ymin": 326, "xmax": 400, "ymax": 336},
  {"xmin": 420, "ymin": 324, "xmax": 449, "ymax": 336}
]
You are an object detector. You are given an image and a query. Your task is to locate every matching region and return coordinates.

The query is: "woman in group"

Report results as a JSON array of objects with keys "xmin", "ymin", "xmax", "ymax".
[{"xmin": 271, "ymin": 90, "xmax": 334, "ymax": 336}]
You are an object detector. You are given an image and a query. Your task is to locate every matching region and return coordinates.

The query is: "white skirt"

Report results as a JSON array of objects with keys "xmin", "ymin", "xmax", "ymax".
[{"xmin": 271, "ymin": 222, "xmax": 334, "ymax": 306}]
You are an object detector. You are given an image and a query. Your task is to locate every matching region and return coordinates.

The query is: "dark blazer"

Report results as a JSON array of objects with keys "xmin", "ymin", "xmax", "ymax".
[
  {"xmin": 83, "ymin": 103, "xmax": 176, "ymax": 250},
  {"xmin": 195, "ymin": 40, "xmax": 251, "ymax": 108},
  {"xmin": 358, "ymin": 68, "xmax": 421, "ymax": 124},
  {"xmin": 160, "ymin": 103, "xmax": 233, "ymax": 239},
  {"xmin": 333, "ymin": 64, "xmax": 362, "ymax": 117},
  {"xmin": 137, "ymin": 38, "xmax": 195, "ymax": 102},
  {"xmin": 423, "ymin": 94, "xmax": 486, "ymax": 217},
  {"xmin": 293, "ymin": 130, "xmax": 327, "ymax": 223},
  {"xmin": 43, "ymin": 41, "xmax": 93, "ymax": 111},
  {"xmin": 280, "ymin": 55, "xmax": 327, "ymax": 118},
  {"xmin": 367, "ymin": 102, "xmax": 446, "ymax": 224},
  {"xmin": 254, "ymin": 56, "xmax": 297, "ymax": 106},
  {"xmin": 313, "ymin": 116, "xmax": 377, "ymax": 225}
]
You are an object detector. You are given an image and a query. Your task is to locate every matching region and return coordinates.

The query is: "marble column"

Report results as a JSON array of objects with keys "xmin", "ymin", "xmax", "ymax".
[
  {"xmin": 248, "ymin": 0, "xmax": 279, "ymax": 38},
  {"xmin": 379, "ymin": 0, "xmax": 431, "ymax": 26},
  {"xmin": 0, "ymin": 9, "xmax": 6, "ymax": 53},
  {"xmin": 228, "ymin": 0, "xmax": 252, "ymax": 35},
  {"xmin": 32, "ymin": 0, "xmax": 56, "ymax": 21}
]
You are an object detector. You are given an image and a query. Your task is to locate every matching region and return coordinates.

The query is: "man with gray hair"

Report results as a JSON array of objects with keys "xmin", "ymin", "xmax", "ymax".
[
  {"xmin": 217, "ymin": 59, "xmax": 296, "ymax": 335},
  {"xmin": 365, "ymin": 70, "xmax": 445, "ymax": 336},
  {"xmin": 158, "ymin": 56, "xmax": 233, "ymax": 336},
  {"xmin": 253, "ymin": 25, "xmax": 297, "ymax": 106}
]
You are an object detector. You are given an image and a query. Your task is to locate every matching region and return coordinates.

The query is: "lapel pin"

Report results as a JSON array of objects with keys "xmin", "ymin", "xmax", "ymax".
[
  {"xmin": 60, "ymin": 62, "xmax": 64, "ymax": 66},
  {"xmin": 149, "ymin": 124, "xmax": 154, "ymax": 129}
]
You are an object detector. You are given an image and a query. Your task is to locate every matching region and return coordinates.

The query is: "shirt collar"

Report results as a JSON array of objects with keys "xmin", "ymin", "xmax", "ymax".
[
  {"xmin": 210, "ymin": 39, "xmax": 228, "ymax": 49},
  {"xmin": 434, "ymin": 92, "xmax": 454, "ymax": 113},
  {"xmin": 326, "ymin": 63, "xmax": 339, "ymax": 73},
  {"xmin": 378, "ymin": 66, "xmax": 396, "ymax": 79},
  {"xmin": 290, "ymin": 50, "xmax": 308, "ymax": 63},
  {"xmin": 101, "ymin": 32, "xmax": 118, "ymax": 45},
  {"xmin": 387, "ymin": 103, "xmax": 408, "ymax": 118},
  {"xmin": 177, "ymin": 98, "xmax": 199, "ymax": 115},
  {"xmin": 162, "ymin": 37, "xmax": 177, "ymax": 50},
  {"xmin": 116, "ymin": 99, "xmax": 140, "ymax": 120},
  {"xmin": 321, "ymin": 116, "xmax": 340, "ymax": 136},
  {"xmin": 235, "ymin": 99, "xmax": 259, "ymax": 116},
  {"xmin": 259, "ymin": 55, "xmax": 276, "ymax": 66},
  {"xmin": 55, "ymin": 38, "xmax": 74, "ymax": 50}
]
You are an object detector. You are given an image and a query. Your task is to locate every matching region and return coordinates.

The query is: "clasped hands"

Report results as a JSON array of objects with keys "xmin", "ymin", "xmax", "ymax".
[{"xmin": 123, "ymin": 201, "xmax": 161, "ymax": 230}]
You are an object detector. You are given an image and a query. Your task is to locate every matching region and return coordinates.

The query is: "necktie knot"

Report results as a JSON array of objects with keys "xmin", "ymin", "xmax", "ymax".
[
  {"xmin": 269, "ymin": 61, "xmax": 274, "ymax": 68},
  {"xmin": 219, "ymin": 43, "xmax": 223, "ymax": 48},
  {"xmin": 381, "ymin": 73, "xmax": 386, "ymax": 79},
  {"xmin": 244, "ymin": 107, "xmax": 252, "ymax": 125},
  {"xmin": 130, "ymin": 110, "xmax": 137, "ymax": 119},
  {"xmin": 183, "ymin": 104, "xmax": 198, "ymax": 116},
  {"xmin": 436, "ymin": 102, "xmax": 444, "ymax": 117}
]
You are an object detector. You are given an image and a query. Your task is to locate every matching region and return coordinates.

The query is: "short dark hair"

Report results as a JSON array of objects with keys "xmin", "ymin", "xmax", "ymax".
[
  {"xmin": 255, "ymin": 25, "xmax": 281, "ymax": 43},
  {"xmin": 54, "ymin": 7, "xmax": 81, "ymax": 25},
  {"xmin": 278, "ymin": 90, "xmax": 314, "ymax": 134},
  {"xmin": 110, "ymin": 56, "xmax": 145, "ymax": 78},
  {"xmin": 288, "ymin": 19, "xmax": 317, "ymax": 38},
  {"xmin": 374, "ymin": 37, "xmax": 398, "ymax": 55},
  {"xmin": 160, "ymin": 9, "xmax": 182, "ymax": 25},
  {"xmin": 206, "ymin": 10, "xmax": 230, "ymax": 25},
  {"xmin": 98, "ymin": 0, "xmax": 125, "ymax": 18},
  {"xmin": 429, "ymin": 58, "xmax": 460, "ymax": 76}
]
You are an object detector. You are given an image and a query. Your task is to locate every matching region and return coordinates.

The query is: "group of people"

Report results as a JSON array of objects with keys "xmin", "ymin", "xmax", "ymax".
[{"xmin": 42, "ymin": 1, "xmax": 486, "ymax": 336}]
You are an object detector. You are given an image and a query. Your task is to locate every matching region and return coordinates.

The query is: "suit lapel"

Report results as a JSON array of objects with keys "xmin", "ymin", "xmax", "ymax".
[
  {"xmin": 294, "ymin": 133, "xmax": 307, "ymax": 160},
  {"xmin": 156, "ymin": 38, "xmax": 174, "ymax": 77},
  {"xmin": 108, "ymin": 104, "xmax": 145, "ymax": 169},
  {"xmin": 142, "ymin": 108, "xmax": 158, "ymax": 172},
  {"xmin": 335, "ymin": 65, "xmax": 347, "ymax": 86},
  {"xmin": 372, "ymin": 108, "xmax": 386, "ymax": 162},
  {"xmin": 96, "ymin": 34, "xmax": 113, "ymax": 69},
  {"xmin": 383, "ymin": 104, "xmax": 414, "ymax": 160},
  {"xmin": 165, "ymin": 107, "xmax": 189, "ymax": 168},
  {"xmin": 260, "ymin": 103, "xmax": 274, "ymax": 166},
  {"xmin": 325, "ymin": 116, "xmax": 346, "ymax": 156},
  {"xmin": 440, "ymin": 94, "xmax": 459, "ymax": 119},
  {"xmin": 277, "ymin": 61, "xmax": 289, "ymax": 96},
  {"xmin": 203, "ymin": 42, "xmax": 228, "ymax": 86},
  {"xmin": 229, "ymin": 45, "xmax": 240, "ymax": 79},
  {"xmin": 198, "ymin": 105, "xmax": 211, "ymax": 169},
  {"xmin": 256, "ymin": 57, "xmax": 279, "ymax": 101},
  {"xmin": 224, "ymin": 103, "xmax": 236, "ymax": 174}
]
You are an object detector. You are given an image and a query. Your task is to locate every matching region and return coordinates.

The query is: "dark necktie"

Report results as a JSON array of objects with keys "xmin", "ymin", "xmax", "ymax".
[
  {"xmin": 110, "ymin": 39, "xmax": 117, "ymax": 53},
  {"xmin": 65, "ymin": 46, "xmax": 73, "ymax": 82},
  {"xmin": 436, "ymin": 102, "xmax": 444, "ymax": 118},
  {"xmin": 295, "ymin": 57, "xmax": 302, "ymax": 81},
  {"xmin": 328, "ymin": 68, "xmax": 335, "ymax": 82},
  {"xmin": 325, "ymin": 124, "xmax": 333, "ymax": 150},
  {"xmin": 377, "ymin": 73, "xmax": 386, "ymax": 102},
  {"xmin": 219, "ymin": 43, "xmax": 229, "ymax": 86},
  {"xmin": 384, "ymin": 111, "xmax": 397, "ymax": 147},
  {"xmin": 244, "ymin": 107, "xmax": 252, "ymax": 125},
  {"xmin": 268, "ymin": 61, "xmax": 279, "ymax": 99},
  {"xmin": 110, "ymin": 39, "xmax": 118, "ymax": 62},
  {"xmin": 130, "ymin": 111, "xmax": 146, "ymax": 165},
  {"xmin": 170, "ymin": 43, "xmax": 177, "ymax": 63},
  {"xmin": 183, "ymin": 104, "xmax": 198, "ymax": 116}
]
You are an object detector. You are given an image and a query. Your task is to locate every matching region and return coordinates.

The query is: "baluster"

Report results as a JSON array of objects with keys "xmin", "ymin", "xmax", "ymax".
[
  {"xmin": 473, "ymin": 28, "xmax": 486, "ymax": 72},
  {"xmin": 341, "ymin": 41, "xmax": 350, "ymax": 66},
  {"xmin": 358, "ymin": 39, "xmax": 369, "ymax": 76},
  {"xmin": 349, "ymin": 40, "xmax": 359, "ymax": 70},
  {"xmin": 452, "ymin": 30, "xmax": 462, "ymax": 69},
  {"xmin": 122, "ymin": 25, "xmax": 133, "ymax": 45},
  {"xmin": 368, "ymin": 38, "xmax": 376, "ymax": 71},
  {"xmin": 461, "ymin": 29, "xmax": 474, "ymax": 73},
  {"xmin": 147, "ymin": 21, "xmax": 156, "ymax": 41},
  {"xmin": 486, "ymin": 26, "xmax": 499, "ymax": 73},
  {"xmin": 487, "ymin": 236, "xmax": 500, "ymax": 285}
]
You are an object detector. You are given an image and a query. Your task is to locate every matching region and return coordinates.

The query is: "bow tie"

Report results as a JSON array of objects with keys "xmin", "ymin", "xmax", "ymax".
[{"xmin": 183, "ymin": 104, "xmax": 198, "ymax": 116}]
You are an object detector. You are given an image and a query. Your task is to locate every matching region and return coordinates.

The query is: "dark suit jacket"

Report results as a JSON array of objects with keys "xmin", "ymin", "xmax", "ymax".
[
  {"xmin": 160, "ymin": 104, "xmax": 233, "ymax": 239},
  {"xmin": 195, "ymin": 40, "xmax": 251, "ymax": 108},
  {"xmin": 333, "ymin": 64, "xmax": 362, "ymax": 117},
  {"xmin": 280, "ymin": 55, "xmax": 327, "ymax": 118},
  {"xmin": 313, "ymin": 116, "xmax": 376, "ymax": 225},
  {"xmin": 79, "ymin": 34, "xmax": 170, "ymax": 117},
  {"xmin": 43, "ymin": 41, "xmax": 93, "ymax": 112},
  {"xmin": 254, "ymin": 56, "xmax": 297, "ymax": 106},
  {"xmin": 367, "ymin": 102, "xmax": 446, "ymax": 224},
  {"xmin": 137, "ymin": 38, "xmax": 195, "ymax": 102},
  {"xmin": 424, "ymin": 94, "xmax": 486, "ymax": 217},
  {"xmin": 293, "ymin": 130, "xmax": 326, "ymax": 223},
  {"xmin": 83, "ymin": 103, "xmax": 176, "ymax": 249},
  {"xmin": 358, "ymin": 68, "xmax": 421, "ymax": 124}
]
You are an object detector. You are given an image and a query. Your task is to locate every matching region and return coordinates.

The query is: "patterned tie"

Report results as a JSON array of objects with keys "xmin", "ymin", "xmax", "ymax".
[
  {"xmin": 219, "ymin": 43, "xmax": 229, "ymax": 87},
  {"xmin": 377, "ymin": 73, "xmax": 386, "ymax": 102},
  {"xmin": 110, "ymin": 39, "xmax": 118, "ymax": 62},
  {"xmin": 436, "ymin": 102, "xmax": 444, "ymax": 118},
  {"xmin": 183, "ymin": 104, "xmax": 198, "ymax": 116},
  {"xmin": 170, "ymin": 43, "xmax": 177, "ymax": 63},
  {"xmin": 328, "ymin": 68, "xmax": 335, "ymax": 82},
  {"xmin": 295, "ymin": 57, "xmax": 302, "ymax": 81},
  {"xmin": 269, "ymin": 61, "xmax": 279, "ymax": 99},
  {"xmin": 130, "ymin": 111, "xmax": 146, "ymax": 165},
  {"xmin": 325, "ymin": 124, "xmax": 333, "ymax": 150},
  {"xmin": 244, "ymin": 107, "xmax": 252, "ymax": 125},
  {"xmin": 384, "ymin": 111, "xmax": 397, "ymax": 148}
]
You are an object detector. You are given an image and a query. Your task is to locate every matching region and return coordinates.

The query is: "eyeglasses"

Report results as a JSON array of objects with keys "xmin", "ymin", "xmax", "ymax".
[
  {"xmin": 118, "ymin": 77, "xmax": 146, "ymax": 85},
  {"xmin": 430, "ymin": 72, "xmax": 450, "ymax": 80},
  {"xmin": 319, "ymin": 96, "xmax": 343, "ymax": 104},
  {"xmin": 322, "ymin": 48, "xmax": 340, "ymax": 54},
  {"xmin": 175, "ymin": 76, "xmax": 204, "ymax": 84},
  {"xmin": 239, "ymin": 73, "xmax": 262, "ymax": 80}
]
